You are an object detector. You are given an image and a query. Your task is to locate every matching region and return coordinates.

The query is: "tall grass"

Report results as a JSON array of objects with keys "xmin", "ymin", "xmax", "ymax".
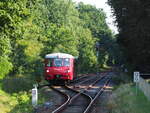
[{"xmin": 108, "ymin": 84, "xmax": 150, "ymax": 113}]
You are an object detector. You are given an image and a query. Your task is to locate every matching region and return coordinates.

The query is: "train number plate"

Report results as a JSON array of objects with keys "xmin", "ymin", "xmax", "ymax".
[{"xmin": 56, "ymin": 75, "xmax": 61, "ymax": 78}]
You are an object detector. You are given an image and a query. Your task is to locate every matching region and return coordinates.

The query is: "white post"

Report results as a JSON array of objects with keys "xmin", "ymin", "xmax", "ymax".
[
  {"xmin": 32, "ymin": 84, "xmax": 38, "ymax": 107},
  {"xmin": 134, "ymin": 72, "xmax": 140, "ymax": 95}
]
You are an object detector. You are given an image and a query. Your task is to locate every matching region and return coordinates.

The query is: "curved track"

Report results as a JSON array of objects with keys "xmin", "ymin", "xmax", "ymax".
[
  {"xmin": 36, "ymin": 72, "xmax": 112, "ymax": 113},
  {"xmin": 51, "ymin": 72, "xmax": 111, "ymax": 113}
]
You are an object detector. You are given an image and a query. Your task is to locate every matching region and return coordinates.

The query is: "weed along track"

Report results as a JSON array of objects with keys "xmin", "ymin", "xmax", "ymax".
[{"xmin": 36, "ymin": 72, "xmax": 112, "ymax": 113}]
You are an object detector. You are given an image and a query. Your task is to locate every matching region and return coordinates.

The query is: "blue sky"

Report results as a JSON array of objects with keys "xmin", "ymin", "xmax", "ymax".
[{"xmin": 73, "ymin": 0, "xmax": 118, "ymax": 34}]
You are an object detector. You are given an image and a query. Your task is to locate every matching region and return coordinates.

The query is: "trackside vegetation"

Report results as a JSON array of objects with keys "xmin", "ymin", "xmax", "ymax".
[
  {"xmin": 0, "ymin": 76, "xmax": 36, "ymax": 113},
  {"xmin": 108, "ymin": 84, "xmax": 150, "ymax": 113},
  {"xmin": 107, "ymin": 72, "xmax": 150, "ymax": 113}
]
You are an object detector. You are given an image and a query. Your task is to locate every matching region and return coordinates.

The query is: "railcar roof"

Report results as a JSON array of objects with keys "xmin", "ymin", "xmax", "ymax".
[{"xmin": 45, "ymin": 53, "xmax": 74, "ymax": 58}]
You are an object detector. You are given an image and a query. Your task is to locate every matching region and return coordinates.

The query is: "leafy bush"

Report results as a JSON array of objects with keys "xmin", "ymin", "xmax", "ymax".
[
  {"xmin": 10, "ymin": 91, "xmax": 32, "ymax": 113},
  {"xmin": 16, "ymin": 92, "xmax": 30, "ymax": 105},
  {"xmin": 0, "ymin": 56, "xmax": 13, "ymax": 79}
]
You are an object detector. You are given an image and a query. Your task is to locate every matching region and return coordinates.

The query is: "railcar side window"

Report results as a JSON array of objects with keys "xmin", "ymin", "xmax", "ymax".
[
  {"xmin": 54, "ymin": 58, "xmax": 63, "ymax": 67},
  {"xmin": 46, "ymin": 59, "xmax": 53, "ymax": 67},
  {"xmin": 64, "ymin": 58, "xmax": 70, "ymax": 66}
]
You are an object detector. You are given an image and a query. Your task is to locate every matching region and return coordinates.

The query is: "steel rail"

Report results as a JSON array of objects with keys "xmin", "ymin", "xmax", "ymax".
[
  {"xmin": 50, "ymin": 74, "xmax": 100, "ymax": 113},
  {"xmin": 65, "ymin": 85, "xmax": 92, "ymax": 105},
  {"xmin": 51, "ymin": 85, "xmax": 92, "ymax": 113},
  {"xmin": 50, "ymin": 75, "xmax": 98, "ymax": 113},
  {"xmin": 75, "ymin": 76, "xmax": 96, "ymax": 85},
  {"xmin": 65, "ymin": 85, "xmax": 93, "ymax": 104},
  {"xmin": 72, "ymin": 75, "xmax": 89, "ymax": 83},
  {"xmin": 50, "ymin": 86, "xmax": 71, "ymax": 113},
  {"xmin": 51, "ymin": 72, "xmax": 108, "ymax": 113},
  {"xmin": 69, "ymin": 75, "xmax": 106, "ymax": 103},
  {"xmin": 76, "ymin": 72, "xmax": 105, "ymax": 86},
  {"xmin": 59, "ymin": 73, "xmax": 107, "ymax": 113},
  {"xmin": 83, "ymin": 77, "xmax": 111, "ymax": 113}
]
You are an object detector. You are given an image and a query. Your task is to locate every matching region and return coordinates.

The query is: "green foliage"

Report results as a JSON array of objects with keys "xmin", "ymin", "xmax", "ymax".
[
  {"xmin": 0, "ymin": 89, "xmax": 32, "ymax": 113},
  {"xmin": 17, "ymin": 39, "xmax": 43, "ymax": 62},
  {"xmin": 0, "ymin": 0, "xmax": 121, "ymax": 78},
  {"xmin": 0, "ymin": 35, "xmax": 12, "ymax": 79},
  {"xmin": 77, "ymin": 3, "xmax": 108, "ymax": 37},
  {"xmin": 108, "ymin": 0, "xmax": 150, "ymax": 72},
  {"xmin": 43, "ymin": 24, "xmax": 79, "ymax": 56},
  {"xmin": 0, "ymin": 35, "xmax": 11, "ymax": 56},
  {"xmin": 15, "ymin": 91, "xmax": 30, "ymax": 105},
  {"xmin": 0, "ymin": 89, "xmax": 18, "ymax": 113},
  {"xmin": 44, "ymin": 0, "xmax": 80, "ymax": 26},
  {"xmin": 10, "ymin": 100, "xmax": 32, "ymax": 113},
  {"xmin": 41, "ymin": 0, "xmax": 99, "ymax": 72},
  {"xmin": 77, "ymin": 3, "xmax": 121, "ymax": 67},
  {"xmin": 0, "ymin": 56, "xmax": 13, "ymax": 79},
  {"xmin": 77, "ymin": 28, "xmax": 97, "ymax": 72}
]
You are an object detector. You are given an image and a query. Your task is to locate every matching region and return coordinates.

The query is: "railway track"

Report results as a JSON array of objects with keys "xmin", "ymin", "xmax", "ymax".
[
  {"xmin": 35, "ymin": 74, "xmax": 94, "ymax": 113},
  {"xmin": 51, "ymin": 72, "xmax": 111, "ymax": 113},
  {"xmin": 35, "ymin": 72, "xmax": 112, "ymax": 113},
  {"xmin": 51, "ymin": 86, "xmax": 92, "ymax": 113}
]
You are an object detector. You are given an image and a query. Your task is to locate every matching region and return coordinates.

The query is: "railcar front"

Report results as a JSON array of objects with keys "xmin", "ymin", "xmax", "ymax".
[{"xmin": 44, "ymin": 53, "xmax": 74, "ymax": 84}]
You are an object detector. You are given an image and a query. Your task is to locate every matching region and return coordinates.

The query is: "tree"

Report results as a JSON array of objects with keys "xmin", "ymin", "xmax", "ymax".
[
  {"xmin": 108, "ymin": 0, "xmax": 150, "ymax": 72},
  {"xmin": 0, "ymin": 34, "xmax": 12, "ymax": 79},
  {"xmin": 77, "ymin": 3, "xmax": 120, "ymax": 67}
]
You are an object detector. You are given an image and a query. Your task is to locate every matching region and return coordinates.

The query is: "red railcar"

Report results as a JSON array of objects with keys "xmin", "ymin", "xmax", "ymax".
[{"xmin": 44, "ymin": 53, "xmax": 75, "ymax": 84}]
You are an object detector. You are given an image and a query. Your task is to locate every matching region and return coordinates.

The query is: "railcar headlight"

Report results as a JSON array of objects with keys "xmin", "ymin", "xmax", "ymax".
[
  {"xmin": 46, "ymin": 70, "xmax": 49, "ymax": 72},
  {"xmin": 65, "ymin": 70, "xmax": 70, "ymax": 73}
]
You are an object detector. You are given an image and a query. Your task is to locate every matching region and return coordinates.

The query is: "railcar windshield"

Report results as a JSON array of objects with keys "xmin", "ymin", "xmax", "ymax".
[
  {"xmin": 46, "ymin": 58, "xmax": 70, "ymax": 67},
  {"xmin": 46, "ymin": 58, "xmax": 53, "ymax": 67},
  {"xmin": 64, "ymin": 58, "xmax": 70, "ymax": 66},
  {"xmin": 54, "ymin": 58, "xmax": 63, "ymax": 67}
]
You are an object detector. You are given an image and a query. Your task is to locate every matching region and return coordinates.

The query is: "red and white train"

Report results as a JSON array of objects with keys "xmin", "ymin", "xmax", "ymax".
[{"xmin": 44, "ymin": 53, "xmax": 75, "ymax": 84}]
